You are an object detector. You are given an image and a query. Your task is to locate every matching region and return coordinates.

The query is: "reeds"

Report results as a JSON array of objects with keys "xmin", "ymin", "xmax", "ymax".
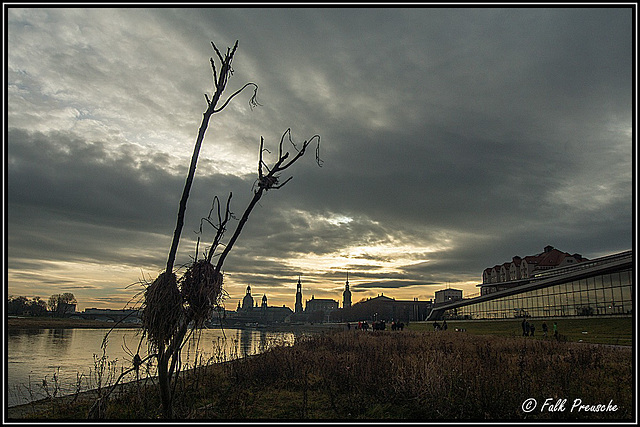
[{"xmin": 211, "ymin": 331, "xmax": 633, "ymax": 420}]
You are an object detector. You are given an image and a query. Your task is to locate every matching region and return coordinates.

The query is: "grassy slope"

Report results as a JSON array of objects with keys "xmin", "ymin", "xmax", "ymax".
[{"xmin": 408, "ymin": 316, "xmax": 633, "ymax": 345}]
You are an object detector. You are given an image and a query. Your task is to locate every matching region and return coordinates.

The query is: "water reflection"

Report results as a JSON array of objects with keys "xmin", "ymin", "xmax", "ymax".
[
  {"xmin": 47, "ymin": 328, "xmax": 73, "ymax": 354},
  {"xmin": 239, "ymin": 329, "xmax": 253, "ymax": 357},
  {"xmin": 7, "ymin": 327, "xmax": 297, "ymax": 407}
]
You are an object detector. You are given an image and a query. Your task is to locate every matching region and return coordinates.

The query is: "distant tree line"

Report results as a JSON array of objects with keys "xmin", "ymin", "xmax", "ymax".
[{"xmin": 7, "ymin": 293, "xmax": 77, "ymax": 317}]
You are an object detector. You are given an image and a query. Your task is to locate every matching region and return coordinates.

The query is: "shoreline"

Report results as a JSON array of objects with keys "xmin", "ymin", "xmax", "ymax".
[
  {"xmin": 7, "ymin": 372, "xmax": 168, "ymax": 418},
  {"xmin": 6, "ymin": 316, "xmax": 348, "ymax": 333},
  {"xmin": 7, "ymin": 317, "xmax": 141, "ymax": 330}
]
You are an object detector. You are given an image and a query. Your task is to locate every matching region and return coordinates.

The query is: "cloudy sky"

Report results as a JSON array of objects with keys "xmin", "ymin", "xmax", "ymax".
[{"xmin": 6, "ymin": 7, "xmax": 634, "ymax": 311}]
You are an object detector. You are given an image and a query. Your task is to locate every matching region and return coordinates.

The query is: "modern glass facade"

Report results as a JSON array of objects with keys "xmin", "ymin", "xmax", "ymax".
[{"xmin": 429, "ymin": 251, "xmax": 632, "ymax": 321}]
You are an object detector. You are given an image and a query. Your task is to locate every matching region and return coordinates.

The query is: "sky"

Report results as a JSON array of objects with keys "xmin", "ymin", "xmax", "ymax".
[{"xmin": 5, "ymin": 6, "xmax": 635, "ymax": 312}]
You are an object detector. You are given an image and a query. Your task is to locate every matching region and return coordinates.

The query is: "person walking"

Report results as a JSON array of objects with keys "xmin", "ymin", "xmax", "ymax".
[
  {"xmin": 530, "ymin": 322, "xmax": 535, "ymax": 337},
  {"xmin": 521, "ymin": 318, "xmax": 527, "ymax": 336},
  {"xmin": 542, "ymin": 322, "xmax": 548, "ymax": 338},
  {"xmin": 553, "ymin": 322, "xmax": 558, "ymax": 339}
]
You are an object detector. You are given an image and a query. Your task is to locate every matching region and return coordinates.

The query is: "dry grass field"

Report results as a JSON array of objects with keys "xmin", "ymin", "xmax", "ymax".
[{"xmin": 9, "ymin": 328, "xmax": 633, "ymax": 421}]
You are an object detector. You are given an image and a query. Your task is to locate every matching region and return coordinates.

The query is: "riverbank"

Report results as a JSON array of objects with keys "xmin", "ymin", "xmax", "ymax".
[
  {"xmin": 6, "ymin": 316, "xmax": 346, "ymax": 333},
  {"xmin": 7, "ymin": 317, "xmax": 141, "ymax": 330},
  {"xmin": 6, "ymin": 358, "xmax": 233, "ymax": 420},
  {"xmin": 6, "ymin": 329, "xmax": 633, "ymax": 420}
]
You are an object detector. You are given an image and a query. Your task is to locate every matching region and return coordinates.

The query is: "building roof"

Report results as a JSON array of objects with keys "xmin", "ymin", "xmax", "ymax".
[
  {"xmin": 535, "ymin": 248, "xmax": 569, "ymax": 267},
  {"xmin": 489, "ymin": 246, "xmax": 589, "ymax": 272},
  {"xmin": 308, "ymin": 296, "xmax": 338, "ymax": 303},
  {"xmin": 435, "ymin": 288, "xmax": 462, "ymax": 293}
]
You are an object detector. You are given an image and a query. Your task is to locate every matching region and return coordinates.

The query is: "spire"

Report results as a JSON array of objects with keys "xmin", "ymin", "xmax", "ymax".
[
  {"xmin": 295, "ymin": 275, "xmax": 303, "ymax": 314},
  {"xmin": 343, "ymin": 271, "xmax": 352, "ymax": 309}
]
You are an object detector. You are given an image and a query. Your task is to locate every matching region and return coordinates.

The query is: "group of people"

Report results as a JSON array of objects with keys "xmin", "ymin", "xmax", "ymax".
[
  {"xmin": 522, "ymin": 318, "xmax": 558, "ymax": 339},
  {"xmin": 390, "ymin": 321, "xmax": 405, "ymax": 331},
  {"xmin": 432, "ymin": 320, "xmax": 448, "ymax": 331},
  {"xmin": 348, "ymin": 320, "xmax": 405, "ymax": 331}
]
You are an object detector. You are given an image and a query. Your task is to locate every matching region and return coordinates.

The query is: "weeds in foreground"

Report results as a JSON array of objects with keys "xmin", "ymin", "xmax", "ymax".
[
  {"xmin": 10, "ymin": 331, "xmax": 633, "ymax": 420},
  {"xmin": 220, "ymin": 331, "xmax": 632, "ymax": 420}
]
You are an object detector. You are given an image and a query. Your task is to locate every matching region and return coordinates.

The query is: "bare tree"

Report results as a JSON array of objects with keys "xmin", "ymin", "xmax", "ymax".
[
  {"xmin": 141, "ymin": 40, "xmax": 258, "ymax": 419},
  {"xmin": 48, "ymin": 293, "xmax": 77, "ymax": 316},
  {"xmin": 139, "ymin": 40, "xmax": 321, "ymax": 419}
]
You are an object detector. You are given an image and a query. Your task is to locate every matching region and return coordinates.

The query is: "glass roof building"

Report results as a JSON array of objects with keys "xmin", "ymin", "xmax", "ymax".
[{"xmin": 428, "ymin": 250, "xmax": 632, "ymax": 321}]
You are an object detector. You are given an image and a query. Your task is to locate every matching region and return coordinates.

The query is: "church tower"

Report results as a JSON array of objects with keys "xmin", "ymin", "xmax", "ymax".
[
  {"xmin": 295, "ymin": 276, "xmax": 303, "ymax": 313},
  {"xmin": 261, "ymin": 294, "xmax": 268, "ymax": 309},
  {"xmin": 343, "ymin": 272, "xmax": 352, "ymax": 309}
]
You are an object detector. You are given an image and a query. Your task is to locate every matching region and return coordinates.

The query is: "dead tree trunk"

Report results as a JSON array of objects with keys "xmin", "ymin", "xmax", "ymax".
[
  {"xmin": 165, "ymin": 40, "xmax": 258, "ymax": 274},
  {"xmin": 143, "ymin": 40, "xmax": 258, "ymax": 419}
]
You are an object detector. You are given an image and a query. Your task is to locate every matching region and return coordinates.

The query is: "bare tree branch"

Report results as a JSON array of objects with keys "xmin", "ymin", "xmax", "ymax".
[
  {"xmin": 210, "ymin": 40, "xmax": 225, "ymax": 64},
  {"xmin": 213, "ymin": 82, "xmax": 260, "ymax": 113},
  {"xmin": 204, "ymin": 193, "xmax": 233, "ymax": 263},
  {"xmin": 165, "ymin": 40, "xmax": 257, "ymax": 275},
  {"xmin": 213, "ymin": 130, "xmax": 322, "ymax": 274}
]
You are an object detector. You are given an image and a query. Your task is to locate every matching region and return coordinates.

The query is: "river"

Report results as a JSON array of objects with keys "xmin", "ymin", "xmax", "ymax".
[{"xmin": 6, "ymin": 327, "xmax": 299, "ymax": 408}]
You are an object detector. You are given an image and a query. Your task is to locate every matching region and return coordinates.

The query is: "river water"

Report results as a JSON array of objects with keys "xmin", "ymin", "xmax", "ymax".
[{"xmin": 6, "ymin": 327, "xmax": 298, "ymax": 407}]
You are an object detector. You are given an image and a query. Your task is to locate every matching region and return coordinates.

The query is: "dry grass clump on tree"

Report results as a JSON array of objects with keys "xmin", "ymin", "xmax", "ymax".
[
  {"xmin": 141, "ymin": 272, "xmax": 182, "ymax": 348},
  {"xmin": 179, "ymin": 260, "xmax": 224, "ymax": 327}
]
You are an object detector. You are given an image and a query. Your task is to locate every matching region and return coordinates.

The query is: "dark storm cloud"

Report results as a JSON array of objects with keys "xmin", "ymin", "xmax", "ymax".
[
  {"xmin": 7, "ymin": 127, "xmax": 374, "ymax": 278},
  {"xmin": 7, "ymin": 128, "xmax": 255, "ymax": 269},
  {"xmin": 6, "ymin": 7, "xmax": 633, "ymax": 305}
]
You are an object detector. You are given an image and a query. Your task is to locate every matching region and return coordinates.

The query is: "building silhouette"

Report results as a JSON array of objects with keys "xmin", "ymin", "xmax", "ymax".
[
  {"xmin": 340, "ymin": 294, "xmax": 433, "ymax": 323},
  {"xmin": 342, "ymin": 272, "xmax": 352, "ymax": 309},
  {"xmin": 242, "ymin": 285, "xmax": 255, "ymax": 310},
  {"xmin": 294, "ymin": 276, "xmax": 303, "ymax": 314},
  {"xmin": 223, "ymin": 246, "xmax": 623, "ymax": 327},
  {"xmin": 225, "ymin": 285, "xmax": 292, "ymax": 326},
  {"xmin": 434, "ymin": 288, "xmax": 463, "ymax": 304},
  {"xmin": 306, "ymin": 295, "xmax": 339, "ymax": 313}
]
